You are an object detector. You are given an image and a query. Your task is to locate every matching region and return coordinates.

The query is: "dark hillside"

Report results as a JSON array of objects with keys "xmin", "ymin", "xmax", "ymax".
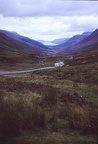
[
  {"xmin": 58, "ymin": 28, "xmax": 98, "ymax": 55},
  {"xmin": 0, "ymin": 33, "xmax": 43, "ymax": 68},
  {"xmin": 0, "ymin": 30, "xmax": 49, "ymax": 50}
]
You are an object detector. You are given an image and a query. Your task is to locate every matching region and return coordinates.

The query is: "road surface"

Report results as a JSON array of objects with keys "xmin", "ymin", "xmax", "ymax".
[{"xmin": 0, "ymin": 66, "xmax": 56, "ymax": 75}]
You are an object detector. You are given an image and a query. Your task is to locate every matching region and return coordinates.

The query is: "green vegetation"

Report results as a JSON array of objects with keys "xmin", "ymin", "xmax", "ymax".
[{"xmin": 0, "ymin": 54, "xmax": 98, "ymax": 144}]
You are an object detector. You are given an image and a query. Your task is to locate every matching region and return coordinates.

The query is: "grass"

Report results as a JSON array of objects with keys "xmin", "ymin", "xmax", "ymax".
[
  {"xmin": 2, "ymin": 131, "xmax": 97, "ymax": 144},
  {"xmin": 0, "ymin": 54, "xmax": 98, "ymax": 144}
]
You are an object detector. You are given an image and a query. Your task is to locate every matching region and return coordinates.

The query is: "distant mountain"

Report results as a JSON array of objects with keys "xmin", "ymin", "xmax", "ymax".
[
  {"xmin": 39, "ymin": 32, "xmax": 91, "ymax": 47},
  {"xmin": 51, "ymin": 38, "xmax": 70, "ymax": 45},
  {"xmin": 39, "ymin": 38, "xmax": 70, "ymax": 46},
  {"xmin": 58, "ymin": 29, "xmax": 98, "ymax": 55},
  {"xmin": 38, "ymin": 40, "xmax": 57, "ymax": 46},
  {"xmin": 0, "ymin": 30, "xmax": 49, "ymax": 50},
  {"xmin": 56, "ymin": 32, "xmax": 92, "ymax": 49},
  {"xmin": 47, "ymin": 32, "xmax": 92, "ymax": 50},
  {"xmin": 82, "ymin": 32, "xmax": 92, "ymax": 36},
  {"xmin": 38, "ymin": 40, "xmax": 46, "ymax": 44}
]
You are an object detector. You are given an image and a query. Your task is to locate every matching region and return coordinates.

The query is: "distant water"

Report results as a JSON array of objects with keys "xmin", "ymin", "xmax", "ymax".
[{"xmin": 43, "ymin": 41, "xmax": 58, "ymax": 46}]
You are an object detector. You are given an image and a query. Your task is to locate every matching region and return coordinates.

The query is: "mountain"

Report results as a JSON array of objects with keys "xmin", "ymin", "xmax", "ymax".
[
  {"xmin": 38, "ymin": 40, "xmax": 46, "ymax": 44},
  {"xmin": 58, "ymin": 29, "xmax": 98, "ymax": 55},
  {"xmin": 0, "ymin": 29, "xmax": 52, "ymax": 66},
  {"xmin": 38, "ymin": 40, "xmax": 57, "ymax": 46},
  {"xmin": 0, "ymin": 30, "xmax": 49, "ymax": 50},
  {"xmin": 39, "ymin": 32, "xmax": 91, "ymax": 48},
  {"xmin": 56, "ymin": 32, "xmax": 92, "ymax": 49},
  {"xmin": 0, "ymin": 31, "xmax": 49, "ymax": 66},
  {"xmin": 38, "ymin": 38, "xmax": 70, "ymax": 46},
  {"xmin": 82, "ymin": 32, "xmax": 92, "ymax": 36},
  {"xmin": 47, "ymin": 32, "xmax": 92, "ymax": 51},
  {"xmin": 51, "ymin": 38, "xmax": 70, "ymax": 45}
]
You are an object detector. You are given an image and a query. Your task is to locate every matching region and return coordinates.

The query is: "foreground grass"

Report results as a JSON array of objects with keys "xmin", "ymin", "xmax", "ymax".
[
  {"xmin": 2, "ymin": 130, "xmax": 97, "ymax": 144},
  {"xmin": 0, "ymin": 54, "xmax": 98, "ymax": 144}
]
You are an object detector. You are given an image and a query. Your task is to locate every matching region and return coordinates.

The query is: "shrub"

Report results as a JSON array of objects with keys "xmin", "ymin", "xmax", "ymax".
[
  {"xmin": 15, "ymin": 97, "xmax": 46, "ymax": 130},
  {"xmin": 67, "ymin": 103, "xmax": 97, "ymax": 134},
  {"xmin": 40, "ymin": 86, "xmax": 57, "ymax": 106},
  {"xmin": 80, "ymin": 104, "xmax": 98, "ymax": 134},
  {"xmin": 0, "ymin": 92, "xmax": 20, "ymax": 140},
  {"xmin": 31, "ymin": 107, "xmax": 46, "ymax": 129}
]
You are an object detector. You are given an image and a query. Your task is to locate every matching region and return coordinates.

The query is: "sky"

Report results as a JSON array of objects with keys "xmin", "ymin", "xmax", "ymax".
[{"xmin": 0, "ymin": 0, "xmax": 98, "ymax": 41}]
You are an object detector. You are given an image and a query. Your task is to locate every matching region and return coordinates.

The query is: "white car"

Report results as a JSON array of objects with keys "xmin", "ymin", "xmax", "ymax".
[{"xmin": 55, "ymin": 61, "xmax": 64, "ymax": 67}]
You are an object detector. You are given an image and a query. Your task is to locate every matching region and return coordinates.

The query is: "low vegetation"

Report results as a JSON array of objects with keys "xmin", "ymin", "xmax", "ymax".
[{"xmin": 0, "ymin": 54, "xmax": 98, "ymax": 144}]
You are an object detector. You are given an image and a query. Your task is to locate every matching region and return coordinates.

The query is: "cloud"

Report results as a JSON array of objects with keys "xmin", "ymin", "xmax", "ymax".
[
  {"xmin": 0, "ymin": 0, "xmax": 98, "ymax": 17},
  {"xmin": 1, "ymin": 14, "xmax": 98, "ymax": 41},
  {"xmin": 0, "ymin": 0, "xmax": 98, "ymax": 41}
]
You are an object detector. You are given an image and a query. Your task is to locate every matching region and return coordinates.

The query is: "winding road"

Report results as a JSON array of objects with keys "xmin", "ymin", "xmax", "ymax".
[{"xmin": 0, "ymin": 66, "xmax": 56, "ymax": 75}]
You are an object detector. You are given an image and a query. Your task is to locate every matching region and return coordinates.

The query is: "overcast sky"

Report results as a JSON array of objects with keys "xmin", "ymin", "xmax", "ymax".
[{"xmin": 0, "ymin": 0, "xmax": 98, "ymax": 41}]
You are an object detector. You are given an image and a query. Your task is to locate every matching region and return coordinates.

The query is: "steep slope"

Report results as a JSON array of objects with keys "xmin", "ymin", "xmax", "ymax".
[
  {"xmin": 0, "ymin": 33, "xmax": 46, "ymax": 66},
  {"xmin": 0, "ymin": 30, "xmax": 49, "ymax": 50},
  {"xmin": 57, "ymin": 32, "xmax": 92, "ymax": 49},
  {"xmin": 59, "ymin": 28, "xmax": 98, "ymax": 55},
  {"xmin": 48, "ymin": 32, "xmax": 92, "ymax": 51}
]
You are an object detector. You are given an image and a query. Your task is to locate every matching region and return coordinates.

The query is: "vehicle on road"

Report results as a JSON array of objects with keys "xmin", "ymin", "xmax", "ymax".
[{"xmin": 55, "ymin": 60, "xmax": 64, "ymax": 67}]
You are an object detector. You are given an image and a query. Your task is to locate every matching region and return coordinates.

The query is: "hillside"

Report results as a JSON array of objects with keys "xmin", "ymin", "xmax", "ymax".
[
  {"xmin": 0, "ymin": 32, "xmax": 48, "ymax": 68},
  {"xmin": 48, "ymin": 32, "xmax": 91, "ymax": 50},
  {"xmin": 0, "ymin": 30, "xmax": 49, "ymax": 50},
  {"xmin": 0, "ymin": 52, "xmax": 97, "ymax": 144},
  {"xmin": 0, "ymin": 31, "xmax": 97, "ymax": 144},
  {"xmin": 57, "ymin": 32, "xmax": 92, "ymax": 48},
  {"xmin": 38, "ymin": 40, "xmax": 57, "ymax": 46},
  {"xmin": 59, "ymin": 28, "xmax": 98, "ymax": 55},
  {"xmin": 51, "ymin": 38, "xmax": 70, "ymax": 45}
]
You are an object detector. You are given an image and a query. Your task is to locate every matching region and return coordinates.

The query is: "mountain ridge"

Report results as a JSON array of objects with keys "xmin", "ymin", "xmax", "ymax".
[
  {"xmin": 58, "ymin": 28, "xmax": 98, "ymax": 55},
  {"xmin": 0, "ymin": 31, "xmax": 50, "ymax": 66},
  {"xmin": 0, "ymin": 30, "xmax": 49, "ymax": 50}
]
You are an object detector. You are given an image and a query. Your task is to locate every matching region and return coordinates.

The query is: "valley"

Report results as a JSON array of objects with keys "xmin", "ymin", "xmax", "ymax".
[{"xmin": 0, "ymin": 29, "xmax": 98, "ymax": 144}]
